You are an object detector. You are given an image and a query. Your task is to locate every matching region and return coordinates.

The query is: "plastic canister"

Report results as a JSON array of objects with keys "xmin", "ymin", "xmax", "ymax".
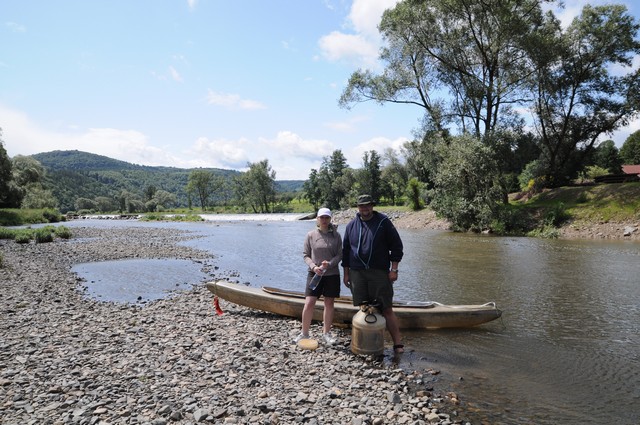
[{"xmin": 351, "ymin": 305, "xmax": 386, "ymax": 355}]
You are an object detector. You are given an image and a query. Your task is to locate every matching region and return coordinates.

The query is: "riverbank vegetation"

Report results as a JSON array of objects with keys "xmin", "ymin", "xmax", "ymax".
[{"xmin": 1, "ymin": 2, "xmax": 639, "ymax": 236}]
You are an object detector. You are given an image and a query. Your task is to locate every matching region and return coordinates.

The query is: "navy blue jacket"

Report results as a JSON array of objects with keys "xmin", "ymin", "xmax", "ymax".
[{"xmin": 342, "ymin": 211, "xmax": 403, "ymax": 271}]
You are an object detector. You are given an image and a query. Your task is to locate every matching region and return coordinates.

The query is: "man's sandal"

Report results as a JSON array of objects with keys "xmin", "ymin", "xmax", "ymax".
[{"xmin": 393, "ymin": 344, "xmax": 404, "ymax": 353}]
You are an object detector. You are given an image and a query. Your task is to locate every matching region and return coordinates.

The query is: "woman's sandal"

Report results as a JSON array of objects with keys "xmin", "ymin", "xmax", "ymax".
[{"xmin": 393, "ymin": 344, "xmax": 404, "ymax": 354}]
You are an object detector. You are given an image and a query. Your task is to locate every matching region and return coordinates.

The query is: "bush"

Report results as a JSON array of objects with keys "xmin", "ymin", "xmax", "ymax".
[
  {"xmin": 490, "ymin": 205, "xmax": 532, "ymax": 236},
  {"xmin": 55, "ymin": 226, "xmax": 72, "ymax": 239},
  {"xmin": 15, "ymin": 232, "xmax": 31, "ymax": 244},
  {"xmin": 42, "ymin": 209, "xmax": 62, "ymax": 223},
  {"xmin": 544, "ymin": 202, "xmax": 570, "ymax": 227},
  {"xmin": 527, "ymin": 225, "xmax": 560, "ymax": 239},
  {"xmin": 0, "ymin": 227, "xmax": 16, "ymax": 240},
  {"xmin": 34, "ymin": 228, "xmax": 54, "ymax": 243}
]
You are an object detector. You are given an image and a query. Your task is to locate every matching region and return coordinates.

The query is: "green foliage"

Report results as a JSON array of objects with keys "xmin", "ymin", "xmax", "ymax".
[
  {"xmin": 430, "ymin": 135, "xmax": 505, "ymax": 231},
  {"xmin": 527, "ymin": 225, "xmax": 561, "ymax": 239},
  {"xmin": 14, "ymin": 232, "xmax": 31, "ymax": 244},
  {"xmin": 591, "ymin": 140, "xmax": 623, "ymax": 173},
  {"xmin": 523, "ymin": 183, "xmax": 640, "ymax": 224},
  {"xmin": 55, "ymin": 226, "xmax": 72, "ymax": 239},
  {"xmin": 580, "ymin": 165, "xmax": 610, "ymax": 181},
  {"xmin": 235, "ymin": 160, "xmax": 277, "ymax": 213},
  {"xmin": 358, "ymin": 150, "xmax": 383, "ymax": 202},
  {"xmin": 543, "ymin": 202, "xmax": 570, "ymax": 226},
  {"xmin": 34, "ymin": 227, "xmax": 54, "ymax": 243},
  {"xmin": 0, "ymin": 224, "xmax": 70, "ymax": 244},
  {"xmin": 30, "ymin": 150, "xmax": 249, "ymax": 213},
  {"xmin": 0, "ymin": 227, "xmax": 15, "ymax": 239},
  {"xmin": 141, "ymin": 213, "xmax": 204, "ymax": 222},
  {"xmin": 518, "ymin": 160, "xmax": 546, "ymax": 191},
  {"xmin": 0, "ymin": 208, "xmax": 63, "ymax": 226},
  {"xmin": 620, "ymin": 130, "xmax": 640, "ymax": 164},
  {"xmin": 406, "ymin": 178, "xmax": 424, "ymax": 211},
  {"xmin": 0, "ymin": 132, "xmax": 22, "ymax": 209}
]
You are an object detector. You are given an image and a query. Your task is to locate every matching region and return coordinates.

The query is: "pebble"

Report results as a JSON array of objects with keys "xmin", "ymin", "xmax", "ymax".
[{"xmin": 0, "ymin": 226, "xmax": 462, "ymax": 424}]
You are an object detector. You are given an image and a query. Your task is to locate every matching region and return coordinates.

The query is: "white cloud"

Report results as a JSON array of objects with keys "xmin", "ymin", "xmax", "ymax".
[
  {"xmin": 318, "ymin": 0, "xmax": 400, "ymax": 68},
  {"xmin": 0, "ymin": 104, "xmax": 181, "ymax": 166},
  {"xmin": 188, "ymin": 137, "xmax": 250, "ymax": 169},
  {"xmin": 187, "ymin": 0, "xmax": 197, "ymax": 11},
  {"xmin": 260, "ymin": 131, "xmax": 335, "ymax": 160},
  {"xmin": 349, "ymin": 135, "xmax": 407, "ymax": 166},
  {"xmin": 206, "ymin": 90, "xmax": 266, "ymax": 110}
]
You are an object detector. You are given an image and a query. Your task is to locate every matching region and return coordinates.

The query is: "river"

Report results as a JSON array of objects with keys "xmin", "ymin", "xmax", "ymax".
[{"xmin": 63, "ymin": 215, "xmax": 639, "ymax": 424}]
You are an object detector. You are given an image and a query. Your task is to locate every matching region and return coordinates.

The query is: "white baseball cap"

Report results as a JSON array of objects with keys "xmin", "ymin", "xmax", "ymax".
[{"xmin": 317, "ymin": 207, "xmax": 332, "ymax": 217}]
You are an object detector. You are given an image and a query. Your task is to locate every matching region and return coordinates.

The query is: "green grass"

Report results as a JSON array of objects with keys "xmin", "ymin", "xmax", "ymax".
[
  {"xmin": 0, "ymin": 208, "xmax": 64, "ymax": 226},
  {"xmin": 0, "ymin": 225, "xmax": 72, "ymax": 244},
  {"xmin": 524, "ymin": 182, "xmax": 640, "ymax": 223}
]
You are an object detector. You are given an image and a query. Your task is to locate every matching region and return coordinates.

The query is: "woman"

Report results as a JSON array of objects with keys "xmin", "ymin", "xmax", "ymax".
[{"xmin": 296, "ymin": 207, "xmax": 343, "ymax": 345}]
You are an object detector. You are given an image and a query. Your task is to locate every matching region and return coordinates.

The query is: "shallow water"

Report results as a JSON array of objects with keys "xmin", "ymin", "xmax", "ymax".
[{"xmin": 61, "ymin": 217, "xmax": 640, "ymax": 424}]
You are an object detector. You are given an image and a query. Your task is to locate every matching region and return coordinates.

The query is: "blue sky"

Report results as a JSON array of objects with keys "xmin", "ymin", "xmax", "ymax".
[{"xmin": 1, "ymin": 0, "xmax": 638, "ymax": 180}]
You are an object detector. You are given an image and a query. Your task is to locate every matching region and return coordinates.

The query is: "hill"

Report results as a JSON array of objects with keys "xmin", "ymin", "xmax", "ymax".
[{"xmin": 30, "ymin": 150, "xmax": 305, "ymax": 213}]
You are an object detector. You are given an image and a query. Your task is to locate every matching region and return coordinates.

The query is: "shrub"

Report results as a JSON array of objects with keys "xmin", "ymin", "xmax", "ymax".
[
  {"xmin": 55, "ymin": 226, "xmax": 72, "ymax": 239},
  {"xmin": 0, "ymin": 227, "xmax": 16, "ymax": 240},
  {"xmin": 42, "ymin": 209, "xmax": 62, "ymax": 223},
  {"xmin": 544, "ymin": 202, "xmax": 570, "ymax": 227},
  {"xmin": 34, "ymin": 228, "xmax": 54, "ymax": 243},
  {"xmin": 527, "ymin": 225, "xmax": 560, "ymax": 239},
  {"xmin": 15, "ymin": 232, "xmax": 31, "ymax": 244}
]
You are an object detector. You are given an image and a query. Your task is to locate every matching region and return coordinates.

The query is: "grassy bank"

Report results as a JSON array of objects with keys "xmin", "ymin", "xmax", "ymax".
[{"xmin": 522, "ymin": 182, "xmax": 640, "ymax": 223}]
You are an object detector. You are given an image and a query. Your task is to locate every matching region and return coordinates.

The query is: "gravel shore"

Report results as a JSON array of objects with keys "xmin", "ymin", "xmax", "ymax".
[{"xmin": 0, "ymin": 227, "xmax": 463, "ymax": 425}]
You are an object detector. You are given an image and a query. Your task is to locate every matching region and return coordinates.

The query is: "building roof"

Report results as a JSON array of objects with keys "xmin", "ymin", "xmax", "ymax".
[{"xmin": 622, "ymin": 165, "xmax": 640, "ymax": 175}]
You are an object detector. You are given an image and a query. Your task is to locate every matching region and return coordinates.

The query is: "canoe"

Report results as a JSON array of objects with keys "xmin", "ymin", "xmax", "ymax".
[{"xmin": 205, "ymin": 280, "xmax": 502, "ymax": 329}]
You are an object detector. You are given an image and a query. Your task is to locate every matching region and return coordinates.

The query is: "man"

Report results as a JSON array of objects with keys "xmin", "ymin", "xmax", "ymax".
[{"xmin": 342, "ymin": 194, "xmax": 404, "ymax": 353}]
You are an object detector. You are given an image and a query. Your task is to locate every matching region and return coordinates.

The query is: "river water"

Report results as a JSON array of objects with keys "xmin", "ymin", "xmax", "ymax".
[{"xmin": 62, "ymin": 215, "xmax": 639, "ymax": 424}]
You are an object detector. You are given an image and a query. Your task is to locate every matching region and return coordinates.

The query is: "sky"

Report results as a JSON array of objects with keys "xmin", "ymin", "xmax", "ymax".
[{"xmin": 1, "ymin": 0, "xmax": 639, "ymax": 180}]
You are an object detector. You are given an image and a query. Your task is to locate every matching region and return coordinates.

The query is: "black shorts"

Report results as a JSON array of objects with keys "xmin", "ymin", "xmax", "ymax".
[
  {"xmin": 349, "ymin": 268, "xmax": 394, "ymax": 310},
  {"xmin": 305, "ymin": 272, "xmax": 341, "ymax": 298}
]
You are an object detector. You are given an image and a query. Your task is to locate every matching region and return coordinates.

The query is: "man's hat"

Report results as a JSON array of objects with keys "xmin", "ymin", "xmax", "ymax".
[{"xmin": 357, "ymin": 194, "xmax": 374, "ymax": 205}]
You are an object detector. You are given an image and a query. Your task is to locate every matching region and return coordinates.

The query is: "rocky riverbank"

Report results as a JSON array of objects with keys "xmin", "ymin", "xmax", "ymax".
[{"xmin": 0, "ymin": 227, "xmax": 464, "ymax": 425}]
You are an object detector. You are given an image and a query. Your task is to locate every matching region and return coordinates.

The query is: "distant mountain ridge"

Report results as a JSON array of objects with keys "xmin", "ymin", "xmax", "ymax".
[{"xmin": 29, "ymin": 150, "xmax": 304, "ymax": 212}]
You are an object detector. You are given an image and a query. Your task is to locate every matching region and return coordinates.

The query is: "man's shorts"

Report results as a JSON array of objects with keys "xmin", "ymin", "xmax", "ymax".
[
  {"xmin": 305, "ymin": 273, "xmax": 341, "ymax": 298},
  {"xmin": 349, "ymin": 268, "xmax": 394, "ymax": 310}
]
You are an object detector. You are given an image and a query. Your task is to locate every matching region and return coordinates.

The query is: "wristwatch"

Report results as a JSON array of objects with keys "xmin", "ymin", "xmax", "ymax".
[{"xmin": 390, "ymin": 268, "xmax": 399, "ymax": 273}]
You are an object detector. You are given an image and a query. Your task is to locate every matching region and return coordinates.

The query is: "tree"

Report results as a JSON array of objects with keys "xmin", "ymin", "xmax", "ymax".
[
  {"xmin": 152, "ymin": 190, "xmax": 177, "ymax": 210},
  {"xmin": 187, "ymin": 170, "xmax": 217, "ymax": 211},
  {"xmin": 21, "ymin": 186, "xmax": 58, "ymax": 209},
  {"xmin": 530, "ymin": 4, "xmax": 640, "ymax": 185},
  {"xmin": 591, "ymin": 140, "xmax": 623, "ymax": 174},
  {"xmin": 144, "ymin": 185, "xmax": 157, "ymax": 202},
  {"xmin": 406, "ymin": 177, "xmax": 424, "ymax": 210},
  {"xmin": 430, "ymin": 135, "xmax": 504, "ymax": 231},
  {"xmin": 95, "ymin": 196, "xmax": 117, "ymax": 213},
  {"xmin": 0, "ymin": 131, "xmax": 15, "ymax": 207},
  {"xmin": 235, "ymin": 160, "xmax": 276, "ymax": 213},
  {"xmin": 303, "ymin": 169, "xmax": 322, "ymax": 211},
  {"xmin": 11, "ymin": 155, "xmax": 46, "ymax": 187},
  {"xmin": 620, "ymin": 130, "xmax": 640, "ymax": 164},
  {"xmin": 317, "ymin": 150, "xmax": 351, "ymax": 210},
  {"xmin": 358, "ymin": 150, "xmax": 383, "ymax": 202},
  {"xmin": 340, "ymin": 0, "xmax": 544, "ymax": 139},
  {"xmin": 381, "ymin": 148, "xmax": 408, "ymax": 206}
]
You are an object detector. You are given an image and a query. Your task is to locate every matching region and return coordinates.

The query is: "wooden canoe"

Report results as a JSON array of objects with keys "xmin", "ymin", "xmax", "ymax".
[{"xmin": 206, "ymin": 280, "xmax": 502, "ymax": 329}]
